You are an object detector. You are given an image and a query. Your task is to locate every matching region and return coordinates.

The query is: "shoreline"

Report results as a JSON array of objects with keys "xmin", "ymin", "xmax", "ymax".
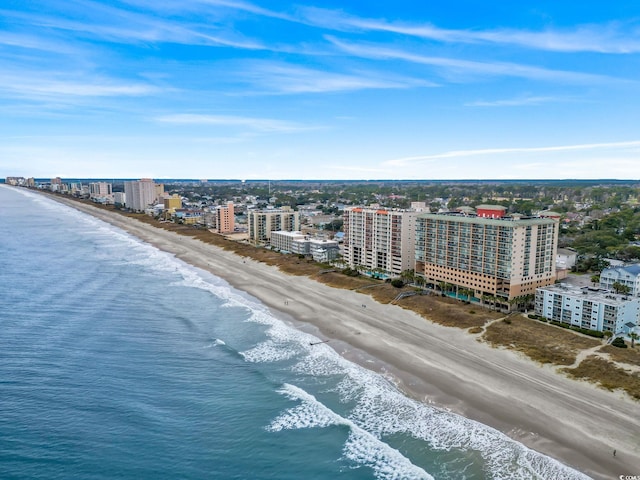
[{"xmin": 45, "ymin": 193, "xmax": 640, "ymax": 479}]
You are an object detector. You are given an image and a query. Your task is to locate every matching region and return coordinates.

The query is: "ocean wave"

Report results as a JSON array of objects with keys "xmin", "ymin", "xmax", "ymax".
[
  {"xmin": 243, "ymin": 305, "xmax": 590, "ymax": 479},
  {"xmin": 269, "ymin": 384, "xmax": 433, "ymax": 480}
]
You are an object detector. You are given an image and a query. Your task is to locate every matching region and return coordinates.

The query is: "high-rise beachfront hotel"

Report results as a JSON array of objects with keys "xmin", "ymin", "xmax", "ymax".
[
  {"xmin": 343, "ymin": 207, "xmax": 417, "ymax": 277},
  {"xmin": 415, "ymin": 205, "xmax": 559, "ymax": 309}
]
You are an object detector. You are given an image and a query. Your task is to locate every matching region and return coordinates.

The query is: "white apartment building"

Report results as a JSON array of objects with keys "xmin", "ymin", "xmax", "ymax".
[
  {"xmin": 343, "ymin": 207, "xmax": 417, "ymax": 276},
  {"xmin": 270, "ymin": 231, "xmax": 306, "ymax": 253},
  {"xmin": 247, "ymin": 207, "xmax": 301, "ymax": 244},
  {"xmin": 113, "ymin": 192, "xmax": 126, "ymax": 207},
  {"xmin": 599, "ymin": 264, "xmax": 640, "ymax": 296},
  {"xmin": 270, "ymin": 231, "xmax": 339, "ymax": 263},
  {"xmin": 309, "ymin": 238, "xmax": 339, "ymax": 263},
  {"xmin": 535, "ymin": 284, "xmax": 639, "ymax": 333},
  {"xmin": 556, "ymin": 248, "xmax": 577, "ymax": 270},
  {"xmin": 415, "ymin": 206, "xmax": 559, "ymax": 307},
  {"xmin": 124, "ymin": 179, "xmax": 157, "ymax": 212}
]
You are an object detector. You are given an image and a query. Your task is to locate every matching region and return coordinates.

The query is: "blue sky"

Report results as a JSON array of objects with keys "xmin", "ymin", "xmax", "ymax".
[{"xmin": 2, "ymin": 0, "xmax": 640, "ymax": 180}]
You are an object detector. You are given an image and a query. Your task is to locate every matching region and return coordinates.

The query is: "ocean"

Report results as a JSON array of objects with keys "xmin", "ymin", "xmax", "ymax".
[{"xmin": 0, "ymin": 185, "xmax": 590, "ymax": 480}]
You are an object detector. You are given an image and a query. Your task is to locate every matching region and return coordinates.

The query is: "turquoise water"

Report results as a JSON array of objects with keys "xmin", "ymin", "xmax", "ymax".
[{"xmin": 0, "ymin": 185, "xmax": 590, "ymax": 480}]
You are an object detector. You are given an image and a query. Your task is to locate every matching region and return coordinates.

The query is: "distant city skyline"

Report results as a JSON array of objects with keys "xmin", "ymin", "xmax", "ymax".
[{"xmin": 2, "ymin": 1, "xmax": 640, "ymax": 180}]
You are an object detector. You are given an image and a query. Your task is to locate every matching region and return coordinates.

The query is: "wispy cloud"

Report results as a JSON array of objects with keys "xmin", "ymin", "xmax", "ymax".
[
  {"xmin": 0, "ymin": 32, "xmax": 82, "ymax": 55},
  {"xmin": 327, "ymin": 37, "xmax": 620, "ymax": 84},
  {"xmin": 299, "ymin": 7, "xmax": 640, "ymax": 54},
  {"xmin": 0, "ymin": 5, "xmax": 266, "ymax": 50},
  {"xmin": 0, "ymin": 70, "xmax": 162, "ymax": 99},
  {"xmin": 155, "ymin": 113, "xmax": 318, "ymax": 133},
  {"xmin": 464, "ymin": 95, "xmax": 574, "ymax": 107},
  {"xmin": 386, "ymin": 140, "xmax": 640, "ymax": 167},
  {"xmin": 231, "ymin": 61, "xmax": 437, "ymax": 94}
]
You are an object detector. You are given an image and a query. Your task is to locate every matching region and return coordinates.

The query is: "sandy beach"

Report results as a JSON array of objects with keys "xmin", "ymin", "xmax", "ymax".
[{"xmin": 52, "ymin": 196, "xmax": 639, "ymax": 479}]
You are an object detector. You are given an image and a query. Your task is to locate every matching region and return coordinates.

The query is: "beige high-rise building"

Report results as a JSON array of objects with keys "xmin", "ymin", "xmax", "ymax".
[
  {"xmin": 415, "ymin": 206, "xmax": 559, "ymax": 308},
  {"xmin": 124, "ymin": 178, "xmax": 157, "ymax": 212},
  {"xmin": 247, "ymin": 207, "xmax": 300, "ymax": 244},
  {"xmin": 343, "ymin": 207, "xmax": 417, "ymax": 276},
  {"xmin": 216, "ymin": 202, "xmax": 235, "ymax": 234},
  {"xmin": 89, "ymin": 182, "xmax": 113, "ymax": 198}
]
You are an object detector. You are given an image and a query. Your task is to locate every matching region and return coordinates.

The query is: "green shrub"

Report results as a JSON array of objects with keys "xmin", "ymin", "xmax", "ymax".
[
  {"xmin": 611, "ymin": 337, "xmax": 628, "ymax": 349},
  {"xmin": 390, "ymin": 279, "xmax": 404, "ymax": 288},
  {"xmin": 548, "ymin": 320, "xmax": 604, "ymax": 337},
  {"xmin": 341, "ymin": 267, "xmax": 360, "ymax": 277}
]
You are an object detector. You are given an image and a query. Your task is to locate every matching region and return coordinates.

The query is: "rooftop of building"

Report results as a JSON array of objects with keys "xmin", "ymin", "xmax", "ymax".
[
  {"xmin": 346, "ymin": 206, "xmax": 416, "ymax": 213},
  {"xmin": 601, "ymin": 263, "xmax": 640, "ymax": 276},
  {"xmin": 272, "ymin": 231, "xmax": 304, "ymax": 237},
  {"xmin": 475, "ymin": 204, "xmax": 507, "ymax": 211},
  {"xmin": 539, "ymin": 283, "xmax": 638, "ymax": 305},
  {"xmin": 417, "ymin": 211, "xmax": 557, "ymax": 226}
]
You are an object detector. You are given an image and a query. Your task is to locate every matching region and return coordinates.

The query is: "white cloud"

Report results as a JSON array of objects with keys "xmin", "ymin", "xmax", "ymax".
[
  {"xmin": 0, "ymin": 5, "xmax": 266, "ymax": 50},
  {"xmin": 327, "ymin": 37, "xmax": 620, "ymax": 84},
  {"xmin": 231, "ymin": 61, "xmax": 437, "ymax": 94},
  {"xmin": 299, "ymin": 7, "xmax": 640, "ymax": 54},
  {"xmin": 0, "ymin": 71, "xmax": 162, "ymax": 99},
  {"xmin": 155, "ymin": 113, "xmax": 317, "ymax": 133},
  {"xmin": 386, "ymin": 140, "xmax": 640, "ymax": 167},
  {"xmin": 464, "ymin": 95, "xmax": 574, "ymax": 107}
]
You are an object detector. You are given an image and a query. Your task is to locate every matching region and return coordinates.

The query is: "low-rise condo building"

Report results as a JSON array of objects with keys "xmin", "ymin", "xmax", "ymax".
[
  {"xmin": 599, "ymin": 264, "xmax": 640, "ymax": 296},
  {"xmin": 270, "ymin": 231, "xmax": 339, "ymax": 263},
  {"xmin": 270, "ymin": 231, "xmax": 306, "ymax": 253},
  {"xmin": 535, "ymin": 284, "xmax": 639, "ymax": 333}
]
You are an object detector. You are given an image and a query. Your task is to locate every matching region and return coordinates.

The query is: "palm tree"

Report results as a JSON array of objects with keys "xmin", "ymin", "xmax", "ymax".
[
  {"xmin": 507, "ymin": 296, "xmax": 520, "ymax": 312},
  {"xmin": 612, "ymin": 281, "xmax": 631, "ymax": 295},
  {"xmin": 630, "ymin": 332, "xmax": 639, "ymax": 348},
  {"xmin": 458, "ymin": 288, "xmax": 472, "ymax": 301},
  {"xmin": 482, "ymin": 293, "xmax": 496, "ymax": 310},
  {"xmin": 400, "ymin": 269, "xmax": 415, "ymax": 285}
]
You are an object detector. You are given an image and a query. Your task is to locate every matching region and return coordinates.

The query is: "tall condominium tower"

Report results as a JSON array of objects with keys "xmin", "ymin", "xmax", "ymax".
[
  {"xmin": 343, "ymin": 207, "xmax": 417, "ymax": 276},
  {"xmin": 124, "ymin": 178, "xmax": 156, "ymax": 212},
  {"xmin": 247, "ymin": 207, "xmax": 300, "ymax": 244},
  {"xmin": 89, "ymin": 182, "xmax": 113, "ymax": 198},
  {"xmin": 415, "ymin": 205, "xmax": 559, "ymax": 308},
  {"xmin": 216, "ymin": 202, "xmax": 235, "ymax": 234}
]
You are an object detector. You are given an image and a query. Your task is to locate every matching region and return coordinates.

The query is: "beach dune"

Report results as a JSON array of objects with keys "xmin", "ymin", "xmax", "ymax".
[{"xmin": 54, "ymin": 196, "xmax": 640, "ymax": 479}]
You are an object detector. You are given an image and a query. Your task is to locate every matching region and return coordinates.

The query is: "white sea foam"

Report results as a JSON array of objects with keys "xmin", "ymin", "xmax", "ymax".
[
  {"xmin": 240, "ymin": 340, "xmax": 298, "ymax": 363},
  {"xmin": 204, "ymin": 339, "xmax": 226, "ymax": 348},
  {"xmin": 269, "ymin": 384, "xmax": 433, "ymax": 480},
  {"xmin": 247, "ymin": 311, "xmax": 591, "ymax": 479}
]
